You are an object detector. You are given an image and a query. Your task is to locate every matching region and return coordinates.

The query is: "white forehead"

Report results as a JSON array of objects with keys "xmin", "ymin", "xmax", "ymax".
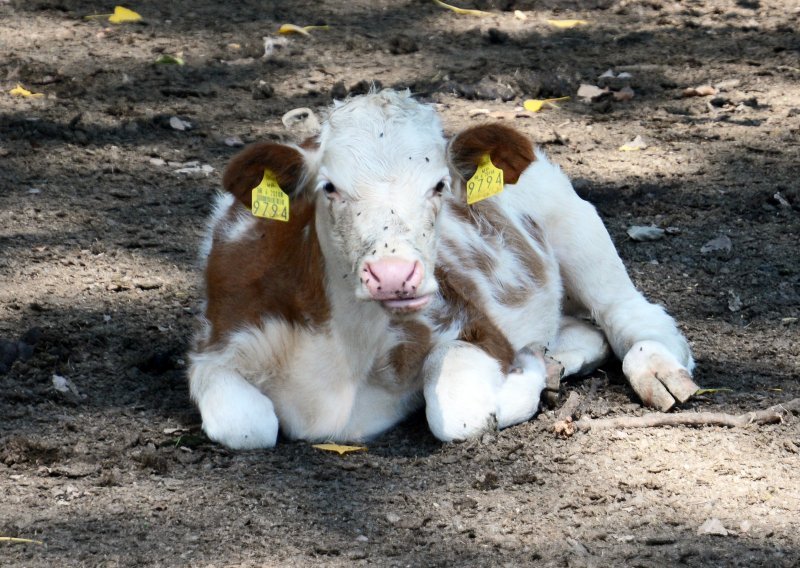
[{"xmin": 317, "ymin": 90, "xmax": 448, "ymax": 189}]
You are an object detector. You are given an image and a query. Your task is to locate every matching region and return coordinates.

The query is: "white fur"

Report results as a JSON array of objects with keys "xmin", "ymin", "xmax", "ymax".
[
  {"xmin": 423, "ymin": 342, "xmax": 504, "ymax": 441},
  {"xmin": 547, "ymin": 316, "xmax": 611, "ymax": 376},
  {"xmin": 511, "ymin": 153, "xmax": 693, "ymax": 370},
  {"xmin": 189, "ymin": 357, "xmax": 279, "ymax": 449}
]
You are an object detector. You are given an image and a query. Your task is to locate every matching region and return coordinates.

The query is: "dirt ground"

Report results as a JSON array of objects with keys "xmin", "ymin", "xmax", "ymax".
[{"xmin": 1, "ymin": 0, "xmax": 799, "ymax": 566}]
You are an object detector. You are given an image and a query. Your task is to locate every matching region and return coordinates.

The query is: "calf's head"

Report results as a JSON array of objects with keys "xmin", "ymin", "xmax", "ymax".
[{"xmin": 223, "ymin": 90, "xmax": 534, "ymax": 316}]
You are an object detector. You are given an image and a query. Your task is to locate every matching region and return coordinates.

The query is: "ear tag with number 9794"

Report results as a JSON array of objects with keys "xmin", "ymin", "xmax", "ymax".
[
  {"xmin": 466, "ymin": 154, "xmax": 504, "ymax": 205},
  {"xmin": 251, "ymin": 169, "xmax": 290, "ymax": 222}
]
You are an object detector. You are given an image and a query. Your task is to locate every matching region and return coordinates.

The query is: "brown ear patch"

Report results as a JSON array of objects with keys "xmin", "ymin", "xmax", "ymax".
[
  {"xmin": 222, "ymin": 142, "xmax": 307, "ymax": 208},
  {"xmin": 449, "ymin": 124, "xmax": 535, "ymax": 185}
]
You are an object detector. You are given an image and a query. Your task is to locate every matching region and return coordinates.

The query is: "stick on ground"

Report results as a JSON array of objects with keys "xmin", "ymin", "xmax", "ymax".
[{"xmin": 573, "ymin": 398, "xmax": 800, "ymax": 432}]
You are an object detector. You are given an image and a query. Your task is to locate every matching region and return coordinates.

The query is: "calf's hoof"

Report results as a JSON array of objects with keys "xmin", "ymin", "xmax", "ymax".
[{"xmin": 622, "ymin": 340, "xmax": 699, "ymax": 411}]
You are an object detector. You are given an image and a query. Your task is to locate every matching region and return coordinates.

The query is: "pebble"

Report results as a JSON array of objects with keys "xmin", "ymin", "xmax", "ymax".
[{"xmin": 385, "ymin": 512, "xmax": 401, "ymax": 524}]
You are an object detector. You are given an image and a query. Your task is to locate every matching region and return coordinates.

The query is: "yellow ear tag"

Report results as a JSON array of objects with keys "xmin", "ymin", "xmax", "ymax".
[
  {"xmin": 251, "ymin": 169, "xmax": 290, "ymax": 222},
  {"xmin": 466, "ymin": 154, "xmax": 504, "ymax": 205}
]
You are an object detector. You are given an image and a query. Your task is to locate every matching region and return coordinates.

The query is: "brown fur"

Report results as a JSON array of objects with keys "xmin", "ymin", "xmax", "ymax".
[
  {"xmin": 476, "ymin": 201, "xmax": 550, "ymax": 290},
  {"xmin": 449, "ymin": 123, "xmax": 535, "ymax": 185},
  {"xmin": 204, "ymin": 198, "xmax": 329, "ymax": 346},
  {"xmin": 388, "ymin": 319, "xmax": 433, "ymax": 386},
  {"xmin": 222, "ymin": 142, "xmax": 309, "ymax": 208},
  {"xmin": 520, "ymin": 214, "xmax": 548, "ymax": 249},
  {"xmin": 204, "ymin": 144, "xmax": 329, "ymax": 347},
  {"xmin": 434, "ymin": 266, "xmax": 516, "ymax": 373}
]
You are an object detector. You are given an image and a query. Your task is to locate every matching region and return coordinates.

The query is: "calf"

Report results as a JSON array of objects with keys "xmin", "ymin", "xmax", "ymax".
[{"xmin": 189, "ymin": 90, "xmax": 698, "ymax": 449}]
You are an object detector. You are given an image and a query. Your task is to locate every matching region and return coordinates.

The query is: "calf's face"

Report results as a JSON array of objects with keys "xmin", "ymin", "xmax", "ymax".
[
  {"xmin": 313, "ymin": 91, "xmax": 450, "ymax": 314},
  {"xmin": 221, "ymin": 90, "xmax": 535, "ymax": 317}
]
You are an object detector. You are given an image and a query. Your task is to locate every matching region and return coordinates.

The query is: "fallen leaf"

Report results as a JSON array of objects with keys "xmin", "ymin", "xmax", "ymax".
[
  {"xmin": 728, "ymin": 291, "xmax": 742, "ymax": 312},
  {"xmin": 772, "ymin": 192, "xmax": 791, "ymax": 208},
  {"xmin": 0, "ymin": 537, "xmax": 44, "ymax": 545},
  {"xmin": 9, "ymin": 84, "xmax": 44, "ymax": 98},
  {"xmin": 52, "ymin": 374, "xmax": 81, "ymax": 397},
  {"xmin": 700, "ymin": 235, "xmax": 732, "ymax": 254},
  {"xmin": 613, "ymin": 86, "xmax": 635, "ymax": 101},
  {"xmin": 155, "ymin": 54, "xmax": 184, "ymax": 65},
  {"xmin": 548, "ymin": 19, "xmax": 589, "ymax": 29},
  {"xmin": 514, "ymin": 10, "xmax": 527, "ymax": 20},
  {"xmin": 174, "ymin": 162, "xmax": 214, "ymax": 175},
  {"xmin": 523, "ymin": 96, "xmax": 570, "ymax": 112},
  {"xmin": 682, "ymin": 85, "xmax": 718, "ymax": 97},
  {"xmin": 432, "ymin": 0, "xmax": 490, "ymax": 16},
  {"xmin": 576, "ymin": 83, "xmax": 609, "ymax": 102},
  {"xmin": 224, "ymin": 136, "xmax": 244, "ymax": 147},
  {"xmin": 277, "ymin": 23, "xmax": 330, "ymax": 35},
  {"xmin": 108, "ymin": 6, "xmax": 142, "ymax": 24},
  {"xmin": 599, "ymin": 68, "xmax": 616, "ymax": 79},
  {"xmin": 627, "ymin": 225, "xmax": 664, "ymax": 241},
  {"xmin": 698, "ymin": 518, "xmax": 729, "ymax": 536},
  {"xmin": 169, "ymin": 116, "xmax": 192, "ymax": 131},
  {"xmin": 619, "ymin": 135, "xmax": 648, "ymax": 151},
  {"xmin": 695, "ymin": 387, "xmax": 734, "ymax": 395},
  {"xmin": 312, "ymin": 443, "xmax": 367, "ymax": 455}
]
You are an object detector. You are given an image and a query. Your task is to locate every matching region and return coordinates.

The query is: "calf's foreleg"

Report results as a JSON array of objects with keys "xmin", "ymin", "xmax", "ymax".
[{"xmin": 422, "ymin": 341, "xmax": 547, "ymax": 441}]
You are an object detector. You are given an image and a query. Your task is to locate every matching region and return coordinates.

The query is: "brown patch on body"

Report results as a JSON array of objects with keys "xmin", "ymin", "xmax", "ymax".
[
  {"xmin": 388, "ymin": 319, "xmax": 433, "ymax": 387},
  {"xmin": 520, "ymin": 214, "xmax": 548, "ymax": 249},
  {"xmin": 475, "ymin": 201, "xmax": 550, "ymax": 293},
  {"xmin": 434, "ymin": 265, "xmax": 515, "ymax": 373},
  {"xmin": 494, "ymin": 282, "xmax": 530, "ymax": 307},
  {"xmin": 202, "ymin": 196, "xmax": 329, "ymax": 348},
  {"xmin": 449, "ymin": 123, "xmax": 535, "ymax": 185}
]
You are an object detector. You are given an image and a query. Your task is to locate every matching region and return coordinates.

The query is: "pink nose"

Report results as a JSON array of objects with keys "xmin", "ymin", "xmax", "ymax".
[{"xmin": 363, "ymin": 258, "xmax": 424, "ymax": 300}]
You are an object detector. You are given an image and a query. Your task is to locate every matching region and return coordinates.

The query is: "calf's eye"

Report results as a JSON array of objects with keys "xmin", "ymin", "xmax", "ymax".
[
  {"xmin": 323, "ymin": 181, "xmax": 337, "ymax": 194},
  {"xmin": 434, "ymin": 181, "xmax": 445, "ymax": 194}
]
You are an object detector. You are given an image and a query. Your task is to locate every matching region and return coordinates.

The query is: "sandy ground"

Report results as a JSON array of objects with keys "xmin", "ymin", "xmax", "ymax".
[{"xmin": 1, "ymin": 0, "xmax": 799, "ymax": 566}]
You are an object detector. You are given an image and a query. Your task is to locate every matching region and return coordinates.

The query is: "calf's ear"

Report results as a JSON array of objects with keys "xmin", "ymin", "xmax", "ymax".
[
  {"xmin": 222, "ymin": 142, "xmax": 314, "ymax": 208},
  {"xmin": 448, "ymin": 124, "xmax": 535, "ymax": 185}
]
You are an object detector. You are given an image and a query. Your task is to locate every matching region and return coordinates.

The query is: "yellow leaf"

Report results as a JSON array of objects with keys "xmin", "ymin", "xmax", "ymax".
[
  {"xmin": 695, "ymin": 388, "xmax": 734, "ymax": 395},
  {"xmin": 312, "ymin": 443, "xmax": 367, "ymax": 455},
  {"xmin": 9, "ymin": 84, "xmax": 44, "ymax": 98},
  {"xmin": 278, "ymin": 23, "xmax": 330, "ymax": 36},
  {"xmin": 108, "ymin": 6, "xmax": 142, "ymax": 24},
  {"xmin": 547, "ymin": 19, "xmax": 589, "ymax": 29},
  {"xmin": 155, "ymin": 54, "xmax": 184, "ymax": 65},
  {"xmin": 523, "ymin": 96, "xmax": 570, "ymax": 112},
  {"xmin": 0, "ymin": 537, "xmax": 44, "ymax": 545},
  {"xmin": 432, "ymin": 0, "xmax": 491, "ymax": 16}
]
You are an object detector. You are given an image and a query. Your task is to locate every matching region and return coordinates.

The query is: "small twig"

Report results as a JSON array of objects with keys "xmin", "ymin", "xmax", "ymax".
[
  {"xmin": 574, "ymin": 398, "xmax": 800, "ymax": 432},
  {"xmin": 556, "ymin": 391, "xmax": 583, "ymax": 422}
]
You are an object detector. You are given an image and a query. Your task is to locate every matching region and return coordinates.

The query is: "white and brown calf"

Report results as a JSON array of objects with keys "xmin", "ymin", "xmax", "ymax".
[{"xmin": 189, "ymin": 90, "xmax": 698, "ymax": 449}]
